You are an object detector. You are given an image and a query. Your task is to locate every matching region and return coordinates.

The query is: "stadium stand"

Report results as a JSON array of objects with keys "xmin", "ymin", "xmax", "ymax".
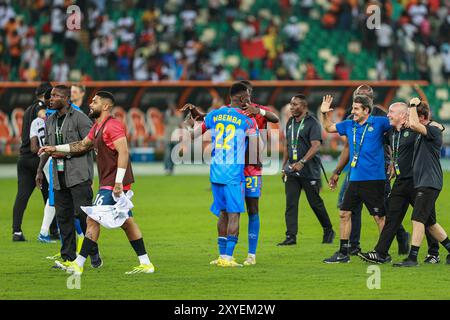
[{"xmin": 0, "ymin": 0, "xmax": 448, "ymax": 85}]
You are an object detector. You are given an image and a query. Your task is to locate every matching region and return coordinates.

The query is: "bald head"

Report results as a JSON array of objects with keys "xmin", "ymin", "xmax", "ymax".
[{"xmin": 387, "ymin": 102, "xmax": 408, "ymax": 129}]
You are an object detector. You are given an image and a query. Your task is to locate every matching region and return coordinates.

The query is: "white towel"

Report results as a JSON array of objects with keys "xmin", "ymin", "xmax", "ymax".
[{"xmin": 81, "ymin": 191, "xmax": 134, "ymax": 229}]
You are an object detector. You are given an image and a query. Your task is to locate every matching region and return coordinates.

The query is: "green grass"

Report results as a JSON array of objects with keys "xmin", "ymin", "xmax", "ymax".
[{"xmin": 1, "ymin": 174, "xmax": 450, "ymax": 300}]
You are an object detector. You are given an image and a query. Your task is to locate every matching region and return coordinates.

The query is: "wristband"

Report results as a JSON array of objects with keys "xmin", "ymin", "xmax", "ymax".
[
  {"xmin": 115, "ymin": 168, "xmax": 126, "ymax": 184},
  {"xmin": 259, "ymin": 108, "xmax": 266, "ymax": 117},
  {"xmin": 333, "ymin": 168, "xmax": 342, "ymax": 176},
  {"xmin": 55, "ymin": 144, "xmax": 71, "ymax": 153},
  {"xmin": 300, "ymin": 158, "xmax": 307, "ymax": 165}
]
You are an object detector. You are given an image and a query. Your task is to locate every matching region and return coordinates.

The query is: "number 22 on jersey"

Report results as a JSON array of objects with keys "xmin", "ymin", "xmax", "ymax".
[{"xmin": 215, "ymin": 123, "xmax": 236, "ymax": 150}]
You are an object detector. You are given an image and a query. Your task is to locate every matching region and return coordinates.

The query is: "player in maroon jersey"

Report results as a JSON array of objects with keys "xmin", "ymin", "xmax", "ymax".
[
  {"xmin": 182, "ymin": 80, "xmax": 279, "ymax": 265},
  {"xmin": 39, "ymin": 91, "xmax": 155, "ymax": 275}
]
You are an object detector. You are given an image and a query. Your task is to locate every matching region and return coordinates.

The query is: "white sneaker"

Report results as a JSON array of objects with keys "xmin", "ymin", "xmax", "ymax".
[{"xmin": 243, "ymin": 255, "xmax": 256, "ymax": 266}]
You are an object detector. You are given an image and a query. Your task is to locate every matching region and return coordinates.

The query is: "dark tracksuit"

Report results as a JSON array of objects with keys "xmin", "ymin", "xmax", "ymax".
[
  {"xmin": 283, "ymin": 114, "xmax": 333, "ymax": 240},
  {"xmin": 12, "ymin": 100, "xmax": 49, "ymax": 233}
]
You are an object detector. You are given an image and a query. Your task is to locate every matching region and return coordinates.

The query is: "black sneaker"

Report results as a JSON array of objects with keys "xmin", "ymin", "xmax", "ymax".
[
  {"xmin": 397, "ymin": 232, "xmax": 410, "ymax": 255},
  {"xmin": 393, "ymin": 258, "xmax": 418, "ymax": 267},
  {"xmin": 12, "ymin": 232, "xmax": 26, "ymax": 242},
  {"xmin": 358, "ymin": 251, "xmax": 391, "ymax": 264},
  {"xmin": 423, "ymin": 254, "xmax": 440, "ymax": 264},
  {"xmin": 90, "ymin": 253, "xmax": 103, "ymax": 268},
  {"xmin": 277, "ymin": 237, "xmax": 296, "ymax": 246},
  {"xmin": 349, "ymin": 246, "xmax": 361, "ymax": 256},
  {"xmin": 323, "ymin": 251, "xmax": 350, "ymax": 264},
  {"xmin": 322, "ymin": 229, "xmax": 335, "ymax": 244}
]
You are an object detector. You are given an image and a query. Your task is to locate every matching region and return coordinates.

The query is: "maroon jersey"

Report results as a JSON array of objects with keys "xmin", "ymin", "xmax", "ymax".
[
  {"xmin": 244, "ymin": 104, "xmax": 271, "ymax": 177},
  {"xmin": 89, "ymin": 116, "xmax": 134, "ymax": 189}
]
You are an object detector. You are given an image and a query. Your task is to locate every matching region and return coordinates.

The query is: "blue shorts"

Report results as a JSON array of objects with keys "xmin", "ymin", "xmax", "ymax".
[
  {"xmin": 48, "ymin": 159, "xmax": 55, "ymax": 206},
  {"xmin": 245, "ymin": 175, "xmax": 262, "ymax": 198},
  {"xmin": 210, "ymin": 182, "xmax": 245, "ymax": 217},
  {"xmin": 94, "ymin": 189, "xmax": 133, "ymax": 217}
]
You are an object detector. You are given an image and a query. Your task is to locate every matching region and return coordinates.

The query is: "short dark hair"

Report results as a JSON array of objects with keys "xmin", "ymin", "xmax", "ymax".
[
  {"xmin": 239, "ymin": 80, "xmax": 252, "ymax": 91},
  {"xmin": 44, "ymin": 88, "xmax": 53, "ymax": 100},
  {"xmin": 417, "ymin": 101, "xmax": 430, "ymax": 120},
  {"xmin": 54, "ymin": 85, "xmax": 71, "ymax": 98},
  {"xmin": 371, "ymin": 104, "xmax": 387, "ymax": 116},
  {"xmin": 96, "ymin": 91, "xmax": 115, "ymax": 106},
  {"xmin": 229, "ymin": 82, "xmax": 248, "ymax": 97},
  {"xmin": 35, "ymin": 82, "xmax": 53, "ymax": 97},
  {"xmin": 353, "ymin": 95, "xmax": 372, "ymax": 112},
  {"xmin": 292, "ymin": 94, "xmax": 308, "ymax": 106},
  {"xmin": 354, "ymin": 84, "xmax": 374, "ymax": 100}
]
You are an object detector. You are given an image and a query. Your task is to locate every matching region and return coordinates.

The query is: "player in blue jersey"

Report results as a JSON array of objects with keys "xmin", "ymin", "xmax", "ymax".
[{"xmin": 189, "ymin": 82, "xmax": 258, "ymax": 267}]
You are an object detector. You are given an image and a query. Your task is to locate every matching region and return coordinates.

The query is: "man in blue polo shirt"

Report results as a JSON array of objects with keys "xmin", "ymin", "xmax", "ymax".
[{"xmin": 321, "ymin": 94, "xmax": 391, "ymax": 263}]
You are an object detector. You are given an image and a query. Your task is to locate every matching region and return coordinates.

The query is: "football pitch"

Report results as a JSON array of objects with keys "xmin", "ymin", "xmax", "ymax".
[{"xmin": 1, "ymin": 173, "xmax": 450, "ymax": 300}]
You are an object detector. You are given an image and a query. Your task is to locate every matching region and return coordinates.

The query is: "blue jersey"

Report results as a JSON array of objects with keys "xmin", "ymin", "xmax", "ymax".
[
  {"xmin": 336, "ymin": 115, "xmax": 391, "ymax": 181},
  {"xmin": 202, "ymin": 107, "xmax": 258, "ymax": 185}
]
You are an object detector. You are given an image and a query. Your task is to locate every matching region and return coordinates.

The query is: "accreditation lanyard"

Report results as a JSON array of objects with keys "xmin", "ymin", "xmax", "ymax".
[
  {"xmin": 392, "ymin": 130, "xmax": 402, "ymax": 176},
  {"xmin": 55, "ymin": 115, "xmax": 67, "ymax": 172},
  {"xmin": 291, "ymin": 117, "xmax": 305, "ymax": 161},
  {"xmin": 351, "ymin": 123, "xmax": 369, "ymax": 168}
]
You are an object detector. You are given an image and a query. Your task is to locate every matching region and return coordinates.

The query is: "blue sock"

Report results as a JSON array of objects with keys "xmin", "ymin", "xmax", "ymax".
[
  {"xmin": 75, "ymin": 218, "xmax": 83, "ymax": 236},
  {"xmin": 248, "ymin": 213, "xmax": 260, "ymax": 255},
  {"xmin": 225, "ymin": 235, "xmax": 238, "ymax": 257},
  {"xmin": 218, "ymin": 237, "xmax": 227, "ymax": 256}
]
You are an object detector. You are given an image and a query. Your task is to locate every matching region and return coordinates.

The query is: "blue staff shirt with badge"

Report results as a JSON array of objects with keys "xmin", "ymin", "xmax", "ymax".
[
  {"xmin": 336, "ymin": 115, "xmax": 390, "ymax": 181},
  {"xmin": 202, "ymin": 107, "xmax": 258, "ymax": 185}
]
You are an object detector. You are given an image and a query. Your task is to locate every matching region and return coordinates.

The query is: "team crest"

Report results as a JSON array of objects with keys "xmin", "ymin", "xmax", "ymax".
[
  {"xmin": 403, "ymin": 131, "xmax": 409, "ymax": 137},
  {"xmin": 368, "ymin": 126, "xmax": 374, "ymax": 132}
]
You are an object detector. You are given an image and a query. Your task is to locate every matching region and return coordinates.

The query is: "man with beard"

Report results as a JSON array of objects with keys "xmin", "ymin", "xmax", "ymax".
[{"xmin": 40, "ymin": 91, "xmax": 155, "ymax": 274}]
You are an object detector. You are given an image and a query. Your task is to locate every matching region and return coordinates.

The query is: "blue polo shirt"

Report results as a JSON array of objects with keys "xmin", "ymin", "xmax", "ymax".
[{"xmin": 336, "ymin": 115, "xmax": 390, "ymax": 181}]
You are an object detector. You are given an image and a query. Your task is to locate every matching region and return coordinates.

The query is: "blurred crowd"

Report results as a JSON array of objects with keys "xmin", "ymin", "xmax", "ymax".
[
  {"xmin": 0, "ymin": 0, "xmax": 448, "ymax": 83},
  {"xmin": 322, "ymin": 0, "xmax": 449, "ymax": 82}
]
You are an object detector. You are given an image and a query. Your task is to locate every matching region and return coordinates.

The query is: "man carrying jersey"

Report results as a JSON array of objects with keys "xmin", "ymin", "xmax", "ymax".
[
  {"xmin": 189, "ymin": 82, "xmax": 258, "ymax": 267},
  {"xmin": 40, "ymin": 91, "xmax": 155, "ymax": 275}
]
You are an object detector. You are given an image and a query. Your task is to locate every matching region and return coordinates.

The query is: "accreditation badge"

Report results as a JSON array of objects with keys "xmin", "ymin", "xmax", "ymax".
[
  {"xmin": 350, "ymin": 155, "xmax": 358, "ymax": 168},
  {"xmin": 56, "ymin": 159, "xmax": 65, "ymax": 172},
  {"xmin": 292, "ymin": 148, "xmax": 298, "ymax": 161},
  {"xmin": 394, "ymin": 163, "xmax": 401, "ymax": 176}
]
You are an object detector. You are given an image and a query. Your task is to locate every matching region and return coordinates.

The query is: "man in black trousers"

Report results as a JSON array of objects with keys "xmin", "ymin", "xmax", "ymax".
[
  {"xmin": 12, "ymin": 82, "xmax": 53, "ymax": 241},
  {"xmin": 36, "ymin": 85, "xmax": 101, "ymax": 267},
  {"xmin": 278, "ymin": 94, "xmax": 335, "ymax": 246},
  {"xmin": 359, "ymin": 101, "xmax": 442, "ymax": 264}
]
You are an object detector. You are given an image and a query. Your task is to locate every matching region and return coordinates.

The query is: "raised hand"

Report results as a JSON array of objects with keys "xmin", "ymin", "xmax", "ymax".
[
  {"xmin": 320, "ymin": 95, "xmax": 334, "ymax": 113},
  {"xmin": 409, "ymin": 97, "xmax": 421, "ymax": 107},
  {"xmin": 180, "ymin": 103, "xmax": 195, "ymax": 112}
]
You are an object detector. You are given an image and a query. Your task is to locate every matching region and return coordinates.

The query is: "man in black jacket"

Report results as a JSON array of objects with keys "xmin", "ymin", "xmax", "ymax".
[{"xmin": 12, "ymin": 82, "xmax": 53, "ymax": 241}]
